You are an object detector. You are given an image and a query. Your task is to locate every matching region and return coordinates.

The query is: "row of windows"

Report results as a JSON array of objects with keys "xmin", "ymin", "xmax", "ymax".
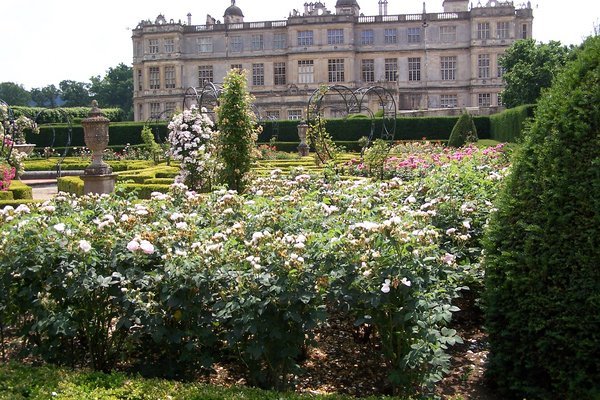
[
  {"xmin": 144, "ymin": 22, "xmax": 527, "ymax": 56},
  {"xmin": 140, "ymin": 56, "xmax": 506, "ymax": 91}
]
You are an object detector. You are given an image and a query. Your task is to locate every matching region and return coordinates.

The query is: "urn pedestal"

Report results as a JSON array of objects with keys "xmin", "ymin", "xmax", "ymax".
[
  {"xmin": 297, "ymin": 122, "xmax": 310, "ymax": 156},
  {"xmin": 13, "ymin": 144, "xmax": 36, "ymax": 155},
  {"xmin": 81, "ymin": 100, "xmax": 116, "ymax": 195}
]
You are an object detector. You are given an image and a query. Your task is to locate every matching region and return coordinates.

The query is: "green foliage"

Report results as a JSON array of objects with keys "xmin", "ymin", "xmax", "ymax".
[
  {"xmin": 57, "ymin": 176, "xmax": 84, "ymax": 196},
  {"xmin": 489, "ymin": 104, "xmax": 534, "ymax": 142},
  {"xmin": 140, "ymin": 125, "xmax": 163, "ymax": 164},
  {"xmin": 0, "ymin": 363, "xmax": 404, "ymax": 400},
  {"xmin": 0, "ymin": 82, "xmax": 31, "ymax": 106},
  {"xmin": 118, "ymin": 183, "xmax": 171, "ymax": 199},
  {"xmin": 500, "ymin": 39, "xmax": 572, "ymax": 108},
  {"xmin": 8, "ymin": 181, "xmax": 33, "ymax": 200},
  {"xmin": 484, "ymin": 35, "xmax": 600, "ymax": 399},
  {"xmin": 216, "ymin": 70, "xmax": 259, "ymax": 192},
  {"xmin": 30, "ymin": 84, "xmax": 60, "ymax": 108},
  {"xmin": 89, "ymin": 63, "xmax": 134, "ymax": 119},
  {"xmin": 363, "ymin": 139, "xmax": 390, "ymax": 179},
  {"xmin": 447, "ymin": 112, "xmax": 478, "ymax": 147},
  {"xmin": 307, "ymin": 116, "xmax": 340, "ymax": 165},
  {"xmin": 59, "ymin": 80, "xmax": 91, "ymax": 107}
]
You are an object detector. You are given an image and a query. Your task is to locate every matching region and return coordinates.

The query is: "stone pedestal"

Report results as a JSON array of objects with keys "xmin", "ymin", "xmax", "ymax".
[
  {"xmin": 297, "ymin": 122, "xmax": 310, "ymax": 156},
  {"xmin": 13, "ymin": 144, "xmax": 36, "ymax": 155},
  {"xmin": 82, "ymin": 174, "xmax": 117, "ymax": 195}
]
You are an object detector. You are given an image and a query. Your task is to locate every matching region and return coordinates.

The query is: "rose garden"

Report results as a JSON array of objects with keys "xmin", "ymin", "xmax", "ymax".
[{"xmin": 0, "ymin": 37, "xmax": 598, "ymax": 399}]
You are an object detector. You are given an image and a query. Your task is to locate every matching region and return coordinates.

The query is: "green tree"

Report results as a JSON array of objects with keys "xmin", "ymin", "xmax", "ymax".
[
  {"xmin": 216, "ymin": 69, "xmax": 259, "ymax": 192},
  {"xmin": 500, "ymin": 39, "xmax": 571, "ymax": 108},
  {"xmin": 484, "ymin": 36, "xmax": 600, "ymax": 399},
  {"xmin": 0, "ymin": 82, "xmax": 31, "ymax": 106},
  {"xmin": 447, "ymin": 111, "xmax": 478, "ymax": 147},
  {"xmin": 59, "ymin": 80, "xmax": 90, "ymax": 107},
  {"xmin": 30, "ymin": 84, "xmax": 60, "ymax": 108},
  {"xmin": 89, "ymin": 63, "xmax": 133, "ymax": 118}
]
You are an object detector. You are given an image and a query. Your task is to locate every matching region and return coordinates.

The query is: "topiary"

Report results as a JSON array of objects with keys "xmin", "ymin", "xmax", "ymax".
[
  {"xmin": 447, "ymin": 111, "xmax": 478, "ymax": 147},
  {"xmin": 216, "ymin": 69, "xmax": 260, "ymax": 193},
  {"xmin": 483, "ymin": 35, "xmax": 600, "ymax": 400}
]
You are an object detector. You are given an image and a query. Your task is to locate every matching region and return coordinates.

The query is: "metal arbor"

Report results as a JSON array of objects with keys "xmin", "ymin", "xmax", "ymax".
[
  {"xmin": 182, "ymin": 82, "xmax": 223, "ymax": 122},
  {"xmin": 306, "ymin": 84, "xmax": 397, "ymax": 147},
  {"xmin": 0, "ymin": 99, "xmax": 15, "ymax": 163}
]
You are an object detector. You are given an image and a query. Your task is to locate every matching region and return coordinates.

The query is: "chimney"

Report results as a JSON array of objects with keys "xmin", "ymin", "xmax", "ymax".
[
  {"xmin": 384, "ymin": 0, "xmax": 388, "ymax": 15},
  {"xmin": 187, "ymin": 12, "xmax": 192, "ymax": 25},
  {"xmin": 378, "ymin": 0, "xmax": 383, "ymax": 16}
]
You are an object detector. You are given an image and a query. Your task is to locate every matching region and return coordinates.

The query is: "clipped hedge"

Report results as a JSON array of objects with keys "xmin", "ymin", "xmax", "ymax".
[
  {"xmin": 0, "ymin": 191, "xmax": 13, "ymax": 200},
  {"xmin": 57, "ymin": 176, "xmax": 84, "ymax": 196},
  {"xmin": 27, "ymin": 122, "xmax": 168, "ymax": 149},
  {"xmin": 24, "ymin": 159, "xmax": 155, "ymax": 172},
  {"xmin": 489, "ymin": 104, "xmax": 535, "ymax": 143},
  {"xmin": 118, "ymin": 183, "xmax": 171, "ymax": 199},
  {"xmin": 8, "ymin": 181, "xmax": 33, "ymax": 200},
  {"xmin": 0, "ymin": 199, "xmax": 43, "ymax": 207},
  {"xmin": 12, "ymin": 106, "xmax": 124, "ymax": 124}
]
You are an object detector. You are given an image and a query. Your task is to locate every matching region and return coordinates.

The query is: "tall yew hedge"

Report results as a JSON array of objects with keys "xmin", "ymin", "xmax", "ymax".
[{"xmin": 483, "ymin": 36, "xmax": 600, "ymax": 399}]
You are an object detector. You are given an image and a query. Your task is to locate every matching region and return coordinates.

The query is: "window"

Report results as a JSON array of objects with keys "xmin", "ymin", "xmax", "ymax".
[
  {"xmin": 165, "ymin": 102, "xmax": 177, "ymax": 116},
  {"xmin": 298, "ymin": 60, "xmax": 314, "ymax": 84},
  {"xmin": 497, "ymin": 59, "xmax": 506, "ymax": 78},
  {"xmin": 384, "ymin": 58, "xmax": 398, "ymax": 82},
  {"xmin": 361, "ymin": 59, "xmax": 375, "ymax": 83},
  {"xmin": 478, "ymin": 54, "xmax": 490, "ymax": 79},
  {"xmin": 361, "ymin": 29, "xmax": 374, "ymax": 45},
  {"xmin": 150, "ymin": 102, "xmax": 161, "ymax": 118},
  {"xmin": 327, "ymin": 29, "xmax": 344, "ymax": 45},
  {"xmin": 266, "ymin": 110, "xmax": 280, "ymax": 119},
  {"xmin": 478, "ymin": 93, "xmax": 491, "ymax": 107},
  {"xmin": 137, "ymin": 69, "xmax": 142, "ymax": 90},
  {"xmin": 297, "ymin": 30, "xmax": 314, "ymax": 46},
  {"xmin": 274, "ymin": 62, "xmax": 286, "ymax": 85},
  {"xmin": 149, "ymin": 67, "xmax": 160, "ymax": 89},
  {"xmin": 384, "ymin": 28, "xmax": 397, "ymax": 44},
  {"xmin": 408, "ymin": 57, "xmax": 421, "ymax": 81},
  {"xmin": 148, "ymin": 39, "xmax": 159, "ymax": 54},
  {"xmin": 441, "ymin": 56, "xmax": 457, "ymax": 80},
  {"xmin": 521, "ymin": 24, "xmax": 528, "ymax": 39},
  {"xmin": 274, "ymin": 33, "xmax": 287, "ymax": 49},
  {"xmin": 231, "ymin": 63, "xmax": 243, "ymax": 71},
  {"xmin": 164, "ymin": 38, "xmax": 175, "ymax": 53},
  {"xmin": 231, "ymin": 36, "xmax": 243, "ymax": 52},
  {"xmin": 497, "ymin": 21, "xmax": 509, "ymax": 39},
  {"xmin": 440, "ymin": 94, "xmax": 458, "ymax": 108},
  {"xmin": 164, "ymin": 66, "xmax": 176, "ymax": 89},
  {"xmin": 288, "ymin": 110, "xmax": 302, "ymax": 120},
  {"xmin": 440, "ymin": 26, "xmax": 456, "ymax": 42},
  {"xmin": 252, "ymin": 63, "xmax": 264, "ymax": 86},
  {"xmin": 328, "ymin": 59, "xmax": 345, "ymax": 83},
  {"xmin": 197, "ymin": 37, "xmax": 213, "ymax": 53},
  {"xmin": 252, "ymin": 34, "xmax": 264, "ymax": 51},
  {"xmin": 408, "ymin": 27, "xmax": 421, "ymax": 43},
  {"xmin": 198, "ymin": 65, "xmax": 213, "ymax": 85},
  {"xmin": 477, "ymin": 22, "xmax": 490, "ymax": 39}
]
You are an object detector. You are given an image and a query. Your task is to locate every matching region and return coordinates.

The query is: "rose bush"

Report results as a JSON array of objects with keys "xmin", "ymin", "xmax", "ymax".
[{"xmin": 0, "ymin": 143, "xmax": 509, "ymax": 394}]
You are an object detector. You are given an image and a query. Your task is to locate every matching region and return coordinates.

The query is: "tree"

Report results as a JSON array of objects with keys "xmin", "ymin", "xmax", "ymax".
[
  {"xmin": 500, "ymin": 39, "xmax": 571, "ymax": 108},
  {"xmin": 0, "ymin": 82, "xmax": 31, "ymax": 106},
  {"xmin": 59, "ymin": 80, "xmax": 90, "ymax": 107},
  {"xmin": 484, "ymin": 36, "xmax": 600, "ymax": 399},
  {"xmin": 89, "ymin": 63, "xmax": 133, "ymax": 117},
  {"xmin": 30, "ymin": 84, "xmax": 60, "ymax": 108},
  {"xmin": 216, "ymin": 69, "xmax": 259, "ymax": 192},
  {"xmin": 447, "ymin": 111, "xmax": 478, "ymax": 147}
]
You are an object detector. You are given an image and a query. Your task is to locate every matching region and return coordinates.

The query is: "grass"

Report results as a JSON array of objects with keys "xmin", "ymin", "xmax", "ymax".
[{"xmin": 0, "ymin": 363, "xmax": 406, "ymax": 400}]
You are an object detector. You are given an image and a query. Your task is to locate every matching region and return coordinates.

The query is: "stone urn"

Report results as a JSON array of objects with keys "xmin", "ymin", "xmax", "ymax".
[
  {"xmin": 297, "ymin": 122, "xmax": 309, "ymax": 156},
  {"xmin": 82, "ymin": 100, "xmax": 113, "ymax": 176},
  {"xmin": 12, "ymin": 143, "xmax": 36, "ymax": 155},
  {"xmin": 81, "ymin": 100, "xmax": 116, "ymax": 195}
]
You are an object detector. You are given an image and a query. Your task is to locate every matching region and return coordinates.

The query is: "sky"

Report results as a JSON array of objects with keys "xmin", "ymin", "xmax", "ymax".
[{"xmin": 1, "ymin": 0, "xmax": 598, "ymax": 90}]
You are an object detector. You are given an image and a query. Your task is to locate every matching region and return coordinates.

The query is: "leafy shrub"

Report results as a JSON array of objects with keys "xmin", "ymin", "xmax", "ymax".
[
  {"xmin": 57, "ymin": 176, "xmax": 84, "ymax": 196},
  {"xmin": 12, "ymin": 106, "xmax": 124, "ymax": 124},
  {"xmin": 489, "ymin": 104, "xmax": 535, "ymax": 142},
  {"xmin": 447, "ymin": 112, "xmax": 478, "ymax": 147},
  {"xmin": 484, "ymin": 36, "xmax": 600, "ymax": 400},
  {"xmin": 8, "ymin": 181, "xmax": 32, "ymax": 199},
  {"xmin": 216, "ymin": 70, "xmax": 260, "ymax": 192},
  {"xmin": 140, "ymin": 125, "xmax": 163, "ymax": 164}
]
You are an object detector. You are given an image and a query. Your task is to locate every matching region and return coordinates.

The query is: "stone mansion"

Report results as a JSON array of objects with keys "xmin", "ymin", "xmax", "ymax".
[{"xmin": 131, "ymin": 0, "xmax": 533, "ymax": 121}]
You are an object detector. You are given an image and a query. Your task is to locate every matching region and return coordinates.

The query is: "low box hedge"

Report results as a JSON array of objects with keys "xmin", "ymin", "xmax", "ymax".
[
  {"xmin": 0, "ymin": 190, "xmax": 14, "ymax": 200},
  {"xmin": 57, "ymin": 176, "xmax": 84, "ymax": 196},
  {"xmin": 9, "ymin": 181, "xmax": 33, "ymax": 200},
  {"xmin": 145, "ymin": 178, "xmax": 174, "ymax": 185},
  {"xmin": 118, "ymin": 183, "xmax": 171, "ymax": 199},
  {"xmin": 0, "ymin": 199, "xmax": 43, "ymax": 207}
]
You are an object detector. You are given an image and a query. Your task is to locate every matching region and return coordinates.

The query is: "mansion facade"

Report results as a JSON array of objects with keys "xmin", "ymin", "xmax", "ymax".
[{"xmin": 131, "ymin": 0, "xmax": 533, "ymax": 121}]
